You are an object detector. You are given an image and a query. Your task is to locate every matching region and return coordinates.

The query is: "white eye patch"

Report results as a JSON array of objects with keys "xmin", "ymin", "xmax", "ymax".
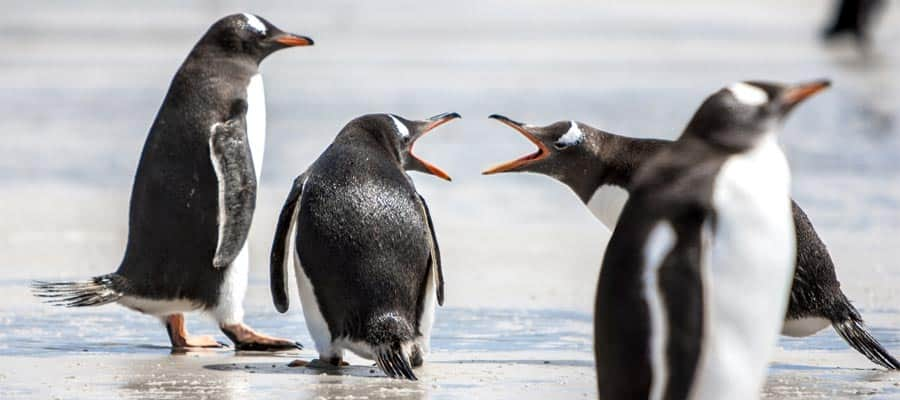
[
  {"xmin": 389, "ymin": 115, "xmax": 410, "ymax": 138},
  {"xmin": 555, "ymin": 121, "xmax": 584, "ymax": 147},
  {"xmin": 243, "ymin": 13, "xmax": 267, "ymax": 35},
  {"xmin": 727, "ymin": 82, "xmax": 768, "ymax": 106}
]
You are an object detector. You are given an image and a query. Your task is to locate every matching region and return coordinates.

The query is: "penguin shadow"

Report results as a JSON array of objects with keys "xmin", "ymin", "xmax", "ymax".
[
  {"xmin": 204, "ymin": 360, "xmax": 393, "ymax": 379},
  {"xmin": 430, "ymin": 359, "xmax": 594, "ymax": 368}
]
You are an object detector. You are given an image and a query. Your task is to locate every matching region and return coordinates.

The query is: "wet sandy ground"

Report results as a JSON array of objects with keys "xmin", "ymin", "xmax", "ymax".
[{"xmin": 1, "ymin": 0, "xmax": 900, "ymax": 398}]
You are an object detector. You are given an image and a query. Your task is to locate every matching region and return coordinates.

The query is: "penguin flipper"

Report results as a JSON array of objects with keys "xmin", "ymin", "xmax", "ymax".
[
  {"xmin": 270, "ymin": 173, "xmax": 307, "ymax": 313},
  {"xmin": 209, "ymin": 110, "xmax": 257, "ymax": 270},
  {"xmin": 418, "ymin": 194, "xmax": 444, "ymax": 306}
]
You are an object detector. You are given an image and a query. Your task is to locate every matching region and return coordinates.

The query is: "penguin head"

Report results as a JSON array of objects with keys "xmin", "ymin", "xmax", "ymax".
[
  {"xmin": 483, "ymin": 115, "xmax": 609, "ymax": 184},
  {"xmin": 201, "ymin": 14, "xmax": 314, "ymax": 62},
  {"xmin": 346, "ymin": 113, "xmax": 461, "ymax": 181},
  {"xmin": 686, "ymin": 79, "xmax": 830, "ymax": 150}
]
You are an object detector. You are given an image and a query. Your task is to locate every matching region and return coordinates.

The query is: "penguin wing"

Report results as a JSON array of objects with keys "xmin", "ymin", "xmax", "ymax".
[
  {"xmin": 417, "ymin": 194, "xmax": 445, "ymax": 306},
  {"xmin": 270, "ymin": 173, "xmax": 307, "ymax": 313},
  {"xmin": 209, "ymin": 104, "xmax": 257, "ymax": 270},
  {"xmin": 596, "ymin": 201, "xmax": 710, "ymax": 399}
]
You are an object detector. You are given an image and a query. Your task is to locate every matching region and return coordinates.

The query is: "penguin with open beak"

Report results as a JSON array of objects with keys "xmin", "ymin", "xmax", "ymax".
[
  {"xmin": 483, "ymin": 84, "xmax": 899, "ymax": 371},
  {"xmin": 492, "ymin": 80, "xmax": 830, "ymax": 397},
  {"xmin": 270, "ymin": 112, "xmax": 459, "ymax": 380}
]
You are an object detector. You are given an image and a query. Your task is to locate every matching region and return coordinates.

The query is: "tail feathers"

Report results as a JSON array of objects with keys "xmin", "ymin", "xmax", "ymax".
[
  {"xmin": 375, "ymin": 344, "xmax": 417, "ymax": 380},
  {"xmin": 367, "ymin": 313, "xmax": 418, "ymax": 380},
  {"xmin": 31, "ymin": 274, "xmax": 126, "ymax": 307},
  {"xmin": 833, "ymin": 318, "xmax": 900, "ymax": 370}
]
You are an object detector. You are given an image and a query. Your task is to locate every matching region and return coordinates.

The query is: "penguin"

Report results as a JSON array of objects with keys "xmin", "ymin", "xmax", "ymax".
[
  {"xmin": 482, "ymin": 113, "xmax": 900, "ymax": 369},
  {"xmin": 489, "ymin": 80, "xmax": 826, "ymax": 397},
  {"xmin": 31, "ymin": 14, "xmax": 313, "ymax": 350},
  {"xmin": 597, "ymin": 80, "xmax": 829, "ymax": 398},
  {"xmin": 269, "ymin": 112, "xmax": 459, "ymax": 380},
  {"xmin": 823, "ymin": 0, "xmax": 885, "ymax": 44}
]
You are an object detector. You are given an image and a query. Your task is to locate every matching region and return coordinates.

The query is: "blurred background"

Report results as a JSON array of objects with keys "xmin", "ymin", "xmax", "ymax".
[{"xmin": 0, "ymin": 1, "xmax": 898, "ymax": 398}]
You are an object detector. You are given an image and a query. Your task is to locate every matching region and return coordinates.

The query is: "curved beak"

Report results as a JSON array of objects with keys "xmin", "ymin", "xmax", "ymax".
[
  {"xmin": 272, "ymin": 33, "xmax": 315, "ymax": 47},
  {"xmin": 408, "ymin": 112, "xmax": 461, "ymax": 182},
  {"xmin": 482, "ymin": 114, "xmax": 551, "ymax": 175},
  {"xmin": 781, "ymin": 79, "xmax": 830, "ymax": 111}
]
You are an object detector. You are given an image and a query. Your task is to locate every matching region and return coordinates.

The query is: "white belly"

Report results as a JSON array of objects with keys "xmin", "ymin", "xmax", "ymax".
[
  {"xmin": 782, "ymin": 317, "xmax": 831, "ymax": 337},
  {"xmin": 416, "ymin": 262, "xmax": 439, "ymax": 355},
  {"xmin": 118, "ymin": 296, "xmax": 200, "ymax": 316},
  {"xmin": 245, "ymin": 74, "xmax": 266, "ymax": 180},
  {"xmin": 586, "ymin": 185, "xmax": 630, "ymax": 230},
  {"xmin": 689, "ymin": 135, "xmax": 796, "ymax": 400}
]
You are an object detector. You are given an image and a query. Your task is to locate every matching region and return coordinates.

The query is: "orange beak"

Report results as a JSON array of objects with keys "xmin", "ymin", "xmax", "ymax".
[
  {"xmin": 782, "ymin": 80, "xmax": 830, "ymax": 107},
  {"xmin": 409, "ymin": 112, "xmax": 461, "ymax": 182},
  {"xmin": 482, "ymin": 114, "xmax": 551, "ymax": 175},
  {"xmin": 274, "ymin": 34, "xmax": 315, "ymax": 47}
]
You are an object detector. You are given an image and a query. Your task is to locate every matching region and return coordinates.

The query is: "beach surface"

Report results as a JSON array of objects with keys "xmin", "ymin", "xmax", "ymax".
[{"xmin": 1, "ymin": 0, "xmax": 899, "ymax": 398}]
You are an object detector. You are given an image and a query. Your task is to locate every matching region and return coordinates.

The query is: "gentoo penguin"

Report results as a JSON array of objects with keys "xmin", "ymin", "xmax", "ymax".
[
  {"xmin": 483, "ymin": 115, "xmax": 900, "ymax": 369},
  {"xmin": 32, "ymin": 14, "xmax": 313, "ymax": 350},
  {"xmin": 270, "ymin": 112, "xmax": 459, "ymax": 380},
  {"xmin": 823, "ymin": 0, "xmax": 885, "ymax": 44},
  {"xmin": 499, "ymin": 80, "xmax": 826, "ymax": 398}
]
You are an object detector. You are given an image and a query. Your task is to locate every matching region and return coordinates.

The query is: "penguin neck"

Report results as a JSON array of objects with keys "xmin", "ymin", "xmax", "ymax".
[
  {"xmin": 573, "ymin": 135, "xmax": 671, "ymax": 204},
  {"xmin": 189, "ymin": 41, "xmax": 260, "ymax": 70}
]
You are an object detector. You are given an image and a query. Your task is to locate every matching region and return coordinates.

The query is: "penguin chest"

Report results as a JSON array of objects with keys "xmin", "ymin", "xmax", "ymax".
[
  {"xmin": 245, "ymin": 74, "xmax": 266, "ymax": 180},
  {"xmin": 690, "ymin": 135, "xmax": 796, "ymax": 398},
  {"xmin": 587, "ymin": 185, "xmax": 630, "ymax": 230}
]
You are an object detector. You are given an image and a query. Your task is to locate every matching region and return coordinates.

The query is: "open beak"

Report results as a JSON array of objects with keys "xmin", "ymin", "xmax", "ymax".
[
  {"xmin": 273, "ymin": 33, "xmax": 315, "ymax": 47},
  {"xmin": 781, "ymin": 79, "xmax": 830, "ymax": 110},
  {"xmin": 482, "ymin": 114, "xmax": 551, "ymax": 175},
  {"xmin": 409, "ymin": 112, "xmax": 460, "ymax": 182}
]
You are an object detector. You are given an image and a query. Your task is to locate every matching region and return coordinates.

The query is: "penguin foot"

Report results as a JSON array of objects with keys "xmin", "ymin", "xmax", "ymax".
[
  {"xmin": 165, "ymin": 314, "xmax": 228, "ymax": 349},
  {"xmin": 220, "ymin": 323, "xmax": 303, "ymax": 351},
  {"xmin": 177, "ymin": 335, "xmax": 228, "ymax": 349}
]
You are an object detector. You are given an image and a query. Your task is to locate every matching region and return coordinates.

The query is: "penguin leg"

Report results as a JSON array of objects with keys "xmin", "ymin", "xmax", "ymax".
[
  {"xmin": 164, "ymin": 314, "xmax": 227, "ymax": 349},
  {"xmin": 214, "ymin": 244, "xmax": 302, "ymax": 351}
]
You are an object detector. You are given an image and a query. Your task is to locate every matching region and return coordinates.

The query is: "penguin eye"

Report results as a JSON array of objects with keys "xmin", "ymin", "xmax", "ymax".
[{"xmin": 553, "ymin": 141, "xmax": 571, "ymax": 150}]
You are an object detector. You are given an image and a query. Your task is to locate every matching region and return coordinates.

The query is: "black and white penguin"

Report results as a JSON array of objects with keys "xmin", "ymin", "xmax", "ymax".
[
  {"xmin": 32, "ymin": 14, "xmax": 313, "ymax": 350},
  {"xmin": 483, "ymin": 113, "xmax": 900, "ymax": 369},
  {"xmin": 823, "ymin": 0, "xmax": 885, "ymax": 44},
  {"xmin": 269, "ymin": 112, "xmax": 459, "ymax": 380},
  {"xmin": 496, "ymin": 80, "xmax": 827, "ymax": 398}
]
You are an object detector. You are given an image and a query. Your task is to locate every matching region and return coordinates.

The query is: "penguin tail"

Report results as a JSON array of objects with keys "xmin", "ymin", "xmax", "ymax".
[
  {"xmin": 833, "ymin": 317, "xmax": 900, "ymax": 370},
  {"xmin": 31, "ymin": 274, "xmax": 127, "ymax": 307},
  {"xmin": 368, "ymin": 313, "xmax": 418, "ymax": 380}
]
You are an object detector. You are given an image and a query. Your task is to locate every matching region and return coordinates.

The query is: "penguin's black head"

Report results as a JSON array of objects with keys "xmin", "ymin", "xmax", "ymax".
[
  {"xmin": 686, "ymin": 79, "xmax": 830, "ymax": 150},
  {"xmin": 483, "ymin": 115, "xmax": 603, "ymax": 178},
  {"xmin": 201, "ymin": 14, "xmax": 313, "ymax": 63},
  {"xmin": 348, "ymin": 113, "xmax": 461, "ymax": 181}
]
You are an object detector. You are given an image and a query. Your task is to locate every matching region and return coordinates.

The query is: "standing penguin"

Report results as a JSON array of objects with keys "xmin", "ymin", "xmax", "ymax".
[
  {"xmin": 560, "ymin": 80, "xmax": 824, "ymax": 398},
  {"xmin": 483, "ymin": 114, "xmax": 900, "ymax": 369},
  {"xmin": 32, "ymin": 14, "xmax": 313, "ymax": 350},
  {"xmin": 270, "ymin": 112, "xmax": 459, "ymax": 380}
]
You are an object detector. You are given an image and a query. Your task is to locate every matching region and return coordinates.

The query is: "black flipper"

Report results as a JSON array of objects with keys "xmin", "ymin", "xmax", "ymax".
[
  {"xmin": 31, "ymin": 274, "xmax": 128, "ymax": 307},
  {"xmin": 269, "ymin": 174, "xmax": 307, "ymax": 313},
  {"xmin": 418, "ymin": 194, "xmax": 445, "ymax": 306},
  {"xmin": 209, "ymin": 101, "xmax": 256, "ymax": 269}
]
